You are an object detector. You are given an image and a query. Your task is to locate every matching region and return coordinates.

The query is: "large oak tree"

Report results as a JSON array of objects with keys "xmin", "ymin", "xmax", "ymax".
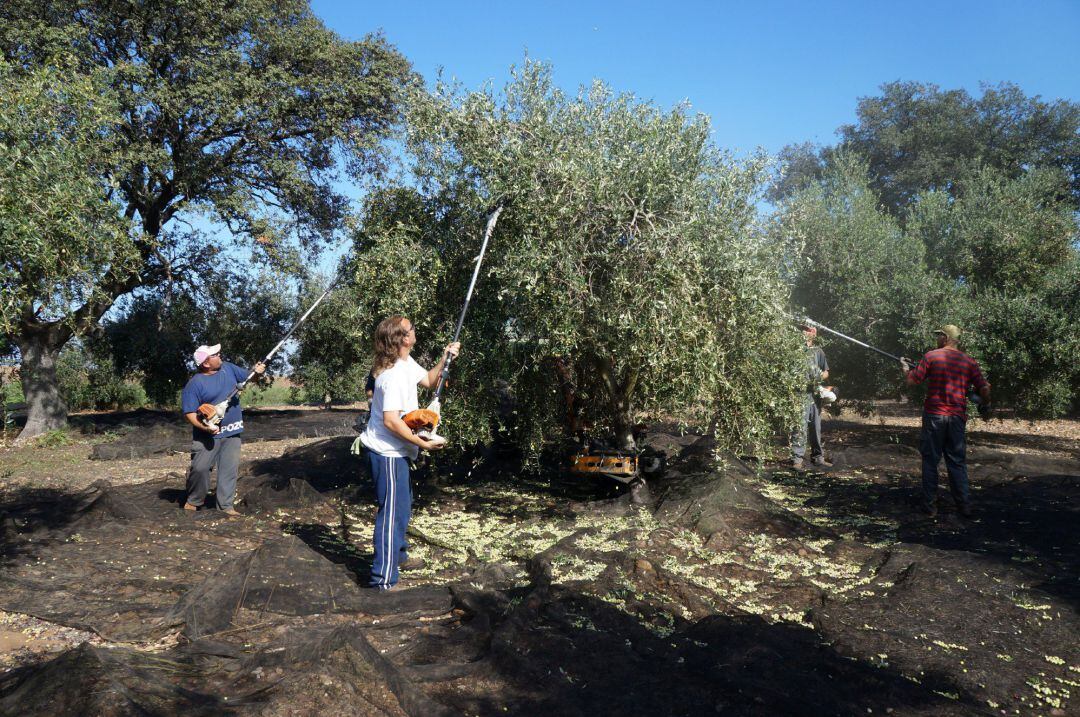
[{"xmin": 0, "ymin": 0, "xmax": 411, "ymax": 440}]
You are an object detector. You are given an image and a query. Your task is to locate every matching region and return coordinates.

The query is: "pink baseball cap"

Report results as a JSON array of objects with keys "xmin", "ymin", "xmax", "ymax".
[{"xmin": 193, "ymin": 344, "xmax": 221, "ymax": 366}]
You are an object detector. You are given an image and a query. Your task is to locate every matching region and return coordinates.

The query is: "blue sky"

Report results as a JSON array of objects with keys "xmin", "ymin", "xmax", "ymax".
[{"xmin": 312, "ymin": 0, "xmax": 1080, "ymax": 155}]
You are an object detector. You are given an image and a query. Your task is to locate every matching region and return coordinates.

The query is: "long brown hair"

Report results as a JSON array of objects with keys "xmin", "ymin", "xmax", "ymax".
[{"xmin": 372, "ymin": 315, "xmax": 411, "ymax": 376}]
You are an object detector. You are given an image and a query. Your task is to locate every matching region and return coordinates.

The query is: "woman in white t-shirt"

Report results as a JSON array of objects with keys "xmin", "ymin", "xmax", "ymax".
[{"xmin": 360, "ymin": 315, "xmax": 459, "ymax": 590}]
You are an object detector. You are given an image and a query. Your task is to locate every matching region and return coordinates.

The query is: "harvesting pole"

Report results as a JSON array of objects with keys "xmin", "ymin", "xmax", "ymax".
[
  {"xmin": 799, "ymin": 317, "xmax": 910, "ymax": 366},
  {"xmin": 432, "ymin": 204, "xmax": 504, "ymax": 402}
]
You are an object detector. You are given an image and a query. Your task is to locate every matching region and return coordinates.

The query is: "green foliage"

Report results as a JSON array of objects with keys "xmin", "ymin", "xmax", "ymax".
[
  {"xmin": 104, "ymin": 273, "xmax": 297, "ymax": 406},
  {"xmin": 35, "ymin": 428, "xmax": 72, "ymax": 448},
  {"xmin": 906, "ymin": 166, "xmax": 1077, "ymax": 292},
  {"xmin": 55, "ymin": 341, "xmax": 145, "ymax": 412},
  {"xmin": 780, "ymin": 154, "xmax": 948, "ymax": 400},
  {"xmin": 306, "ymin": 61, "xmax": 804, "ymax": 455},
  {"xmin": 954, "ymin": 285, "xmax": 1080, "ymax": 414},
  {"xmin": 778, "ymin": 152, "xmax": 1080, "ymax": 417},
  {"xmin": 104, "ymin": 294, "xmax": 201, "ymax": 406},
  {"xmin": 1, "ymin": 0, "xmax": 411, "ymax": 436},
  {"xmin": 1, "ymin": 0, "xmax": 412, "ymax": 249},
  {"xmin": 1, "ymin": 369, "xmax": 19, "ymax": 435},
  {"xmin": 945, "ymin": 259, "xmax": 1080, "ymax": 417},
  {"xmin": 775, "ymin": 82, "xmax": 1080, "ymax": 215},
  {"xmin": 0, "ymin": 59, "xmax": 138, "ymax": 337},
  {"xmin": 242, "ymin": 379, "xmax": 304, "ymax": 408}
]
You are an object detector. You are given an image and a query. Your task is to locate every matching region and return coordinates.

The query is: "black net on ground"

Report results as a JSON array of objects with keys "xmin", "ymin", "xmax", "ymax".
[
  {"xmin": 91, "ymin": 409, "xmax": 366, "ymax": 460},
  {"xmin": 2, "ymin": 428, "xmax": 1077, "ymax": 716},
  {"xmin": 811, "ymin": 542, "xmax": 1080, "ymax": 714},
  {"xmin": 167, "ymin": 534, "xmax": 453, "ymax": 639}
]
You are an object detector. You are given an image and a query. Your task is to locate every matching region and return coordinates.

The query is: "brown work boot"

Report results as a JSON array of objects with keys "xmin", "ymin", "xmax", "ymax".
[
  {"xmin": 183, "ymin": 502, "xmax": 198, "ymax": 512},
  {"xmin": 221, "ymin": 508, "xmax": 242, "ymax": 517},
  {"xmin": 398, "ymin": 556, "xmax": 427, "ymax": 571},
  {"xmin": 791, "ymin": 458, "xmax": 804, "ymax": 471},
  {"xmin": 811, "ymin": 455, "xmax": 832, "ymax": 467}
]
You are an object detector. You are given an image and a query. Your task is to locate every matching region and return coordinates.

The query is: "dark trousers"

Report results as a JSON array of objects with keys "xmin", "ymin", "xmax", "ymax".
[
  {"xmin": 920, "ymin": 413, "xmax": 969, "ymax": 507},
  {"xmin": 368, "ymin": 451, "xmax": 412, "ymax": 590}
]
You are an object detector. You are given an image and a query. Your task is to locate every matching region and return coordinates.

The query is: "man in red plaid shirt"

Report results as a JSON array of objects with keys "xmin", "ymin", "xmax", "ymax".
[{"xmin": 902, "ymin": 325, "xmax": 991, "ymax": 517}]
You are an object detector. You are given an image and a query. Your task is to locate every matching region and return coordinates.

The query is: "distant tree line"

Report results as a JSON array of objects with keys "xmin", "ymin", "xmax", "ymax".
[
  {"xmin": 3, "ymin": 0, "xmax": 1076, "ymax": 450},
  {"xmin": 775, "ymin": 81, "xmax": 1080, "ymax": 416}
]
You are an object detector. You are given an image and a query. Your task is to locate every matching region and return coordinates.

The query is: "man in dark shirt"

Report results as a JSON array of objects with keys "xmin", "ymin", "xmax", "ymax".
[
  {"xmin": 903, "ymin": 325, "xmax": 990, "ymax": 517},
  {"xmin": 180, "ymin": 344, "xmax": 265, "ymax": 515},
  {"xmin": 791, "ymin": 324, "xmax": 830, "ymax": 470}
]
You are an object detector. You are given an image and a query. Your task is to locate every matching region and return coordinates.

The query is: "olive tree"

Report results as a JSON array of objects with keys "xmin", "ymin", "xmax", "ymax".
[
  {"xmin": 0, "ymin": 0, "xmax": 411, "ymax": 440},
  {"xmin": 774, "ymin": 82, "xmax": 1080, "ymax": 215},
  {"xmin": 779, "ymin": 153, "xmax": 1080, "ymax": 416},
  {"xmin": 312, "ymin": 62, "xmax": 804, "ymax": 455},
  {"xmin": 906, "ymin": 166, "xmax": 1077, "ymax": 293},
  {"xmin": 778, "ymin": 153, "xmax": 950, "ymax": 401}
]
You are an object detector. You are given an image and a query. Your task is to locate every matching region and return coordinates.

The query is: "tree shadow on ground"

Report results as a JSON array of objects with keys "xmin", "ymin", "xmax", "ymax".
[
  {"xmin": 769, "ymin": 461, "xmax": 1080, "ymax": 607},
  {"xmin": 0, "ymin": 488, "xmax": 87, "ymax": 562},
  {"xmin": 395, "ymin": 580, "xmax": 977, "ymax": 716},
  {"xmin": 282, "ymin": 521, "xmax": 373, "ymax": 584},
  {"xmin": 827, "ymin": 417, "xmax": 1080, "ymax": 458},
  {"xmin": 246, "ymin": 436, "xmax": 361, "ymax": 493}
]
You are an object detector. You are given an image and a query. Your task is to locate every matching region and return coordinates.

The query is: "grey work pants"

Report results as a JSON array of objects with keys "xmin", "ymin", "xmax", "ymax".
[
  {"xmin": 791, "ymin": 395, "xmax": 823, "ymax": 460},
  {"xmin": 186, "ymin": 434, "xmax": 242, "ymax": 510}
]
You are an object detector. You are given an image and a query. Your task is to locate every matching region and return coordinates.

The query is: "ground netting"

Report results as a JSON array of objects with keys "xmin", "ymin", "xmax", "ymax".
[
  {"xmin": 1, "ymin": 425, "xmax": 1078, "ymax": 715},
  {"xmin": 88, "ymin": 408, "xmax": 367, "ymax": 460}
]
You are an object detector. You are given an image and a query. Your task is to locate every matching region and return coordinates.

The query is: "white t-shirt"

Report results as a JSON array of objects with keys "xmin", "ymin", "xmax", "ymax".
[{"xmin": 361, "ymin": 356, "xmax": 428, "ymax": 459}]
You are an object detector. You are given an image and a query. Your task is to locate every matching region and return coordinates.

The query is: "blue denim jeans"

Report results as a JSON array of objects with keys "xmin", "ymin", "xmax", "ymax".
[{"xmin": 920, "ymin": 413, "xmax": 969, "ymax": 508}]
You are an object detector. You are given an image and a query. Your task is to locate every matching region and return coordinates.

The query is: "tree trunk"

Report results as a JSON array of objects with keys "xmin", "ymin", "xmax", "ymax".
[
  {"xmin": 613, "ymin": 395, "xmax": 635, "ymax": 451},
  {"xmin": 594, "ymin": 354, "xmax": 637, "ymax": 451},
  {"xmin": 14, "ymin": 331, "xmax": 69, "ymax": 443}
]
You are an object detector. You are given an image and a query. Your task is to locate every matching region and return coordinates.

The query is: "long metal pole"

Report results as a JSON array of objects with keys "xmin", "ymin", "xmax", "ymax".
[
  {"xmin": 433, "ymin": 205, "xmax": 504, "ymax": 400},
  {"xmin": 800, "ymin": 317, "xmax": 907, "ymax": 364},
  {"xmin": 231, "ymin": 271, "xmax": 345, "ymax": 395}
]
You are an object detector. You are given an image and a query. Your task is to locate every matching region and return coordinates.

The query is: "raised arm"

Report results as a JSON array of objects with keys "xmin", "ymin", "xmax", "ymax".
[{"xmin": 420, "ymin": 343, "xmax": 461, "ymax": 389}]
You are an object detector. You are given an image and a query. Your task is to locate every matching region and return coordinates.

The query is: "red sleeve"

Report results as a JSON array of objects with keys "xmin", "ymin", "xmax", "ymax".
[{"xmin": 908, "ymin": 354, "xmax": 930, "ymax": 383}]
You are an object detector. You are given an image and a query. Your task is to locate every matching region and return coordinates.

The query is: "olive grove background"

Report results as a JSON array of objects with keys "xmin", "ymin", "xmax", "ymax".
[
  {"xmin": 776, "ymin": 83, "xmax": 1080, "ymax": 416},
  {"xmin": 3, "ymin": 2, "xmax": 1078, "ymax": 449}
]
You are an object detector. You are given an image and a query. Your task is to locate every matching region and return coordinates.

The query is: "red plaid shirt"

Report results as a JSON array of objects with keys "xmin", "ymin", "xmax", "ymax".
[{"xmin": 907, "ymin": 348, "xmax": 989, "ymax": 417}]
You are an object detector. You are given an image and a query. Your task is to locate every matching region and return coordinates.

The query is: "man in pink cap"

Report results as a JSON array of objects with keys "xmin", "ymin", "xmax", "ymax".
[{"xmin": 180, "ymin": 344, "xmax": 265, "ymax": 515}]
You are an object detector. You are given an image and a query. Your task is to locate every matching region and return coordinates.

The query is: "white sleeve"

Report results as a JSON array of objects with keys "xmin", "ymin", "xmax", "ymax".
[{"xmin": 408, "ymin": 356, "xmax": 428, "ymax": 384}]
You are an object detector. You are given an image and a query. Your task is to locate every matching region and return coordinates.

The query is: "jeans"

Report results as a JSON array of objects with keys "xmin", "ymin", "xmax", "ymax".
[
  {"xmin": 791, "ymin": 395, "xmax": 823, "ymax": 460},
  {"xmin": 920, "ymin": 413, "xmax": 969, "ymax": 507}
]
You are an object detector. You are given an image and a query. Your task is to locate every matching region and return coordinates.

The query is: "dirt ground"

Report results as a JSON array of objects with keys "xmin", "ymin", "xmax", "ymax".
[{"xmin": 0, "ymin": 407, "xmax": 1077, "ymax": 716}]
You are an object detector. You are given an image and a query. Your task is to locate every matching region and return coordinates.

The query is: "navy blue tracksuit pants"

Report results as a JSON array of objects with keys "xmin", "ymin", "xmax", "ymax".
[
  {"xmin": 920, "ymin": 413, "xmax": 970, "ymax": 508},
  {"xmin": 368, "ymin": 451, "xmax": 412, "ymax": 590}
]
